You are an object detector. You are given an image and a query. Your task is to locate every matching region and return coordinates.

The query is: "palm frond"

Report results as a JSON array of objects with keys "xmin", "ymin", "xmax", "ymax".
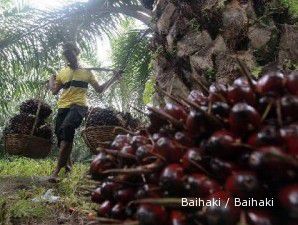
[{"xmin": 110, "ymin": 20, "xmax": 152, "ymax": 112}]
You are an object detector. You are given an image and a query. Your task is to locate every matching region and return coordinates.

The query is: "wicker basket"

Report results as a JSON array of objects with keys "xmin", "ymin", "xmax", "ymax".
[
  {"xmin": 4, "ymin": 134, "xmax": 52, "ymax": 159},
  {"xmin": 81, "ymin": 126, "xmax": 132, "ymax": 155}
]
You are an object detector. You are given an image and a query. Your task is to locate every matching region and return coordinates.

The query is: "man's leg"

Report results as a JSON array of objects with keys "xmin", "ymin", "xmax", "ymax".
[
  {"xmin": 49, "ymin": 107, "xmax": 84, "ymax": 182},
  {"xmin": 65, "ymin": 143, "xmax": 73, "ymax": 173},
  {"xmin": 49, "ymin": 140, "xmax": 73, "ymax": 181}
]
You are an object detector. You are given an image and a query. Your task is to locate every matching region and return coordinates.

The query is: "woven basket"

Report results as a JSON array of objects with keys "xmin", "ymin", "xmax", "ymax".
[
  {"xmin": 4, "ymin": 134, "xmax": 52, "ymax": 159},
  {"xmin": 81, "ymin": 126, "xmax": 132, "ymax": 155}
]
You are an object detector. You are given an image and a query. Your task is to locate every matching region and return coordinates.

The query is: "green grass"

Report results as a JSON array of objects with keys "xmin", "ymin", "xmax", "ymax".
[
  {"xmin": 0, "ymin": 157, "xmax": 55, "ymax": 177},
  {"xmin": 282, "ymin": 0, "xmax": 298, "ymax": 15},
  {"xmin": 0, "ymin": 157, "xmax": 94, "ymax": 224}
]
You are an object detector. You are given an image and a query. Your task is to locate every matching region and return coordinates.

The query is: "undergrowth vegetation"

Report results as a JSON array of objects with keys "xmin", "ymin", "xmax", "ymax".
[{"xmin": 0, "ymin": 157, "xmax": 94, "ymax": 224}]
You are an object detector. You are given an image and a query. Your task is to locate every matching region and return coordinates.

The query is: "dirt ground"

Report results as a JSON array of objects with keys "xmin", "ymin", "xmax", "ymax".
[{"xmin": 0, "ymin": 176, "xmax": 90, "ymax": 225}]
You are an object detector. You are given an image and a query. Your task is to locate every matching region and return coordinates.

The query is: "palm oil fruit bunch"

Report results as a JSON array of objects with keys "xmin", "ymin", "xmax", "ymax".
[
  {"xmin": 4, "ymin": 113, "xmax": 38, "ymax": 135},
  {"xmin": 90, "ymin": 69, "xmax": 298, "ymax": 225},
  {"xmin": 20, "ymin": 99, "xmax": 52, "ymax": 120},
  {"xmin": 4, "ymin": 99, "xmax": 53, "ymax": 141},
  {"xmin": 118, "ymin": 112, "xmax": 141, "ymax": 130},
  {"xmin": 86, "ymin": 108, "xmax": 140, "ymax": 130},
  {"xmin": 86, "ymin": 108, "xmax": 121, "ymax": 127}
]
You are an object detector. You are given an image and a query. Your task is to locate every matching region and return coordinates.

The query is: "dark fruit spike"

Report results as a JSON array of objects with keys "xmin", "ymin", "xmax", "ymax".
[
  {"xmin": 155, "ymin": 85, "xmax": 189, "ymax": 108},
  {"xmin": 189, "ymin": 160, "xmax": 211, "ymax": 177},
  {"xmin": 102, "ymin": 159, "xmax": 164, "ymax": 175},
  {"xmin": 191, "ymin": 75, "xmax": 210, "ymax": 96},
  {"xmin": 237, "ymin": 58, "xmax": 256, "ymax": 93},
  {"xmin": 261, "ymin": 101, "xmax": 273, "ymax": 122},
  {"xmin": 180, "ymin": 96, "xmax": 223, "ymax": 126},
  {"xmin": 103, "ymin": 149, "xmax": 137, "ymax": 161},
  {"xmin": 276, "ymin": 99, "xmax": 283, "ymax": 127},
  {"xmin": 147, "ymin": 107, "xmax": 185, "ymax": 129}
]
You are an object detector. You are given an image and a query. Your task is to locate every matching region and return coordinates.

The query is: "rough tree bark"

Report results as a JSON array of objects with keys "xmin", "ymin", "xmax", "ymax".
[{"xmin": 151, "ymin": 0, "xmax": 297, "ymax": 103}]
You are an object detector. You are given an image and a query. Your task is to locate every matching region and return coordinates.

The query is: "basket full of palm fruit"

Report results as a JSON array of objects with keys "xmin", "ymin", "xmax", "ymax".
[
  {"xmin": 82, "ymin": 107, "xmax": 140, "ymax": 154},
  {"xmin": 88, "ymin": 68, "xmax": 298, "ymax": 225},
  {"xmin": 4, "ymin": 99, "xmax": 53, "ymax": 159}
]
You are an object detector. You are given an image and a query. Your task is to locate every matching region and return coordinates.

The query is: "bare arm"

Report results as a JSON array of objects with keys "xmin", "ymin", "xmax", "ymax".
[
  {"xmin": 49, "ymin": 75, "xmax": 63, "ymax": 95},
  {"xmin": 91, "ymin": 71, "xmax": 123, "ymax": 94}
]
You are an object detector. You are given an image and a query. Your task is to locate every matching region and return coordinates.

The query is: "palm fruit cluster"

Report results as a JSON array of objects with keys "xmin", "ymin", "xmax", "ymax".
[
  {"xmin": 20, "ymin": 99, "xmax": 52, "ymax": 120},
  {"xmin": 118, "ymin": 112, "xmax": 141, "ymax": 130},
  {"xmin": 86, "ymin": 108, "xmax": 122, "ymax": 127},
  {"xmin": 89, "ymin": 69, "xmax": 298, "ymax": 225},
  {"xmin": 86, "ymin": 108, "xmax": 140, "ymax": 130},
  {"xmin": 4, "ymin": 99, "xmax": 53, "ymax": 141}
]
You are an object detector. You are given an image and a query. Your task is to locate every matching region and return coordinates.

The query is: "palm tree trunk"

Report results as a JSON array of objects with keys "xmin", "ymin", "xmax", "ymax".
[{"xmin": 152, "ymin": 0, "xmax": 297, "ymax": 102}]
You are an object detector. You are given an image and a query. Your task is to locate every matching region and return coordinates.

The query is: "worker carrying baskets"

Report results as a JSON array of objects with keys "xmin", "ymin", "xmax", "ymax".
[{"xmin": 47, "ymin": 43, "xmax": 122, "ymax": 182}]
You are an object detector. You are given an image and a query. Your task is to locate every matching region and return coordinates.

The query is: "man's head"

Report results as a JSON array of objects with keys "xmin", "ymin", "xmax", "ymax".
[
  {"xmin": 62, "ymin": 42, "xmax": 80, "ymax": 70},
  {"xmin": 62, "ymin": 42, "xmax": 80, "ymax": 55}
]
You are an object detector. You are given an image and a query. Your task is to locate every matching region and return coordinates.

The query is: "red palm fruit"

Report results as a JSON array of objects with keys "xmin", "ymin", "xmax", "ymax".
[
  {"xmin": 90, "ymin": 153, "xmax": 116, "ymax": 179},
  {"xmin": 256, "ymin": 71, "xmax": 285, "ymax": 96},
  {"xmin": 131, "ymin": 135, "xmax": 151, "ymax": 150},
  {"xmin": 245, "ymin": 209, "xmax": 279, "ymax": 225},
  {"xmin": 97, "ymin": 200, "xmax": 113, "ymax": 217},
  {"xmin": 209, "ymin": 84, "xmax": 228, "ymax": 102},
  {"xmin": 136, "ymin": 204, "xmax": 167, "ymax": 225},
  {"xmin": 101, "ymin": 181, "xmax": 121, "ymax": 201},
  {"xmin": 181, "ymin": 148, "xmax": 206, "ymax": 172},
  {"xmin": 164, "ymin": 103, "xmax": 188, "ymax": 122},
  {"xmin": 210, "ymin": 158, "xmax": 240, "ymax": 181},
  {"xmin": 152, "ymin": 132, "xmax": 166, "ymax": 142},
  {"xmin": 255, "ymin": 125, "xmax": 282, "ymax": 147},
  {"xmin": 205, "ymin": 130, "xmax": 237, "ymax": 158},
  {"xmin": 248, "ymin": 133, "xmax": 257, "ymax": 146},
  {"xmin": 126, "ymin": 203, "xmax": 137, "ymax": 218},
  {"xmin": 111, "ymin": 134, "xmax": 131, "ymax": 150},
  {"xmin": 135, "ymin": 129, "xmax": 147, "ymax": 136},
  {"xmin": 175, "ymin": 132, "xmax": 193, "ymax": 147},
  {"xmin": 233, "ymin": 77, "xmax": 257, "ymax": 87},
  {"xmin": 258, "ymin": 96, "xmax": 276, "ymax": 119},
  {"xmin": 147, "ymin": 111, "xmax": 168, "ymax": 133},
  {"xmin": 159, "ymin": 164, "xmax": 184, "ymax": 195},
  {"xmin": 120, "ymin": 145, "xmax": 137, "ymax": 166},
  {"xmin": 225, "ymin": 171, "xmax": 262, "ymax": 199},
  {"xmin": 278, "ymin": 184, "xmax": 298, "ymax": 219},
  {"xmin": 188, "ymin": 90, "xmax": 208, "ymax": 106},
  {"xmin": 249, "ymin": 146, "xmax": 297, "ymax": 182},
  {"xmin": 135, "ymin": 184, "xmax": 162, "ymax": 199},
  {"xmin": 205, "ymin": 191, "xmax": 241, "ymax": 225},
  {"xmin": 120, "ymin": 145, "xmax": 136, "ymax": 155},
  {"xmin": 229, "ymin": 103, "xmax": 261, "ymax": 135},
  {"xmin": 114, "ymin": 188, "xmax": 135, "ymax": 204},
  {"xmin": 280, "ymin": 125, "xmax": 298, "ymax": 157},
  {"xmin": 110, "ymin": 203, "xmax": 126, "ymax": 220},
  {"xmin": 286, "ymin": 71, "xmax": 298, "ymax": 96},
  {"xmin": 228, "ymin": 85, "xmax": 255, "ymax": 105},
  {"xmin": 211, "ymin": 101, "xmax": 230, "ymax": 119},
  {"xmin": 170, "ymin": 210, "xmax": 187, "ymax": 225},
  {"xmin": 91, "ymin": 187, "xmax": 104, "ymax": 204},
  {"xmin": 281, "ymin": 95, "xmax": 298, "ymax": 123},
  {"xmin": 186, "ymin": 110, "xmax": 221, "ymax": 138},
  {"xmin": 155, "ymin": 138, "xmax": 184, "ymax": 163},
  {"xmin": 136, "ymin": 144, "xmax": 154, "ymax": 162},
  {"xmin": 146, "ymin": 172, "xmax": 161, "ymax": 184},
  {"xmin": 185, "ymin": 173, "xmax": 221, "ymax": 198}
]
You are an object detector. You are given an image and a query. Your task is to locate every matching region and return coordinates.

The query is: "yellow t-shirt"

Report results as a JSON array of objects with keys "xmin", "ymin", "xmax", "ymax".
[{"xmin": 56, "ymin": 67, "xmax": 97, "ymax": 109}]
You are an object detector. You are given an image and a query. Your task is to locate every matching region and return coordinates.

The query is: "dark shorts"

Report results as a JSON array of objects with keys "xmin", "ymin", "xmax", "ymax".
[{"xmin": 55, "ymin": 105, "xmax": 87, "ymax": 146}]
